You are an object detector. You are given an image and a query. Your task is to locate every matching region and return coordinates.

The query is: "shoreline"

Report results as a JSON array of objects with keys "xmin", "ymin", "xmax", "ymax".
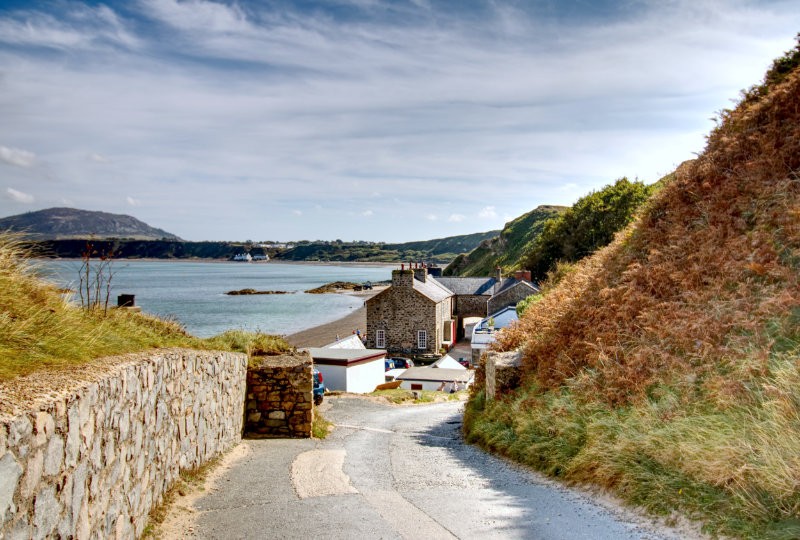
[
  {"xmin": 285, "ymin": 286, "xmax": 386, "ymax": 347},
  {"xmin": 33, "ymin": 257, "xmax": 399, "ymax": 268}
]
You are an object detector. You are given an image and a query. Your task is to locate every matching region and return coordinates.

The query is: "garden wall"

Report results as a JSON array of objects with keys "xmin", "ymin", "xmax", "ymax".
[
  {"xmin": 245, "ymin": 352, "xmax": 313, "ymax": 438},
  {"xmin": 0, "ymin": 348, "xmax": 247, "ymax": 539}
]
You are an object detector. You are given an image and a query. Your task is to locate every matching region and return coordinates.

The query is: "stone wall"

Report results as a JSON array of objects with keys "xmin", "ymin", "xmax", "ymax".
[
  {"xmin": 453, "ymin": 294, "xmax": 489, "ymax": 318},
  {"xmin": 487, "ymin": 282, "xmax": 537, "ymax": 314},
  {"xmin": 484, "ymin": 350, "xmax": 523, "ymax": 400},
  {"xmin": 366, "ymin": 284, "xmax": 437, "ymax": 354},
  {"xmin": 245, "ymin": 353, "xmax": 313, "ymax": 438},
  {"xmin": 0, "ymin": 348, "xmax": 247, "ymax": 539}
]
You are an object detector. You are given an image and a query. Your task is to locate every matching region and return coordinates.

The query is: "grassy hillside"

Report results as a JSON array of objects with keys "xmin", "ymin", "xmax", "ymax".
[
  {"xmin": 0, "ymin": 207, "xmax": 181, "ymax": 241},
  {"xmin": 276, "ymin": 230, "xmax": 499, "ymax": 264},
  {"xmin": 444, "ymin": 205, "xmax": 564, "ymax": 276},
  {"xmin": 523, "ymin": 178, "xmax": 655, "ymax": 281},
  {"xmin": 464, "ymin": 41, "xmax": 800, "ymax": 538},
  {"xmin": 0, "ymin": 235, "xmax": 289, "ymax": 380}
]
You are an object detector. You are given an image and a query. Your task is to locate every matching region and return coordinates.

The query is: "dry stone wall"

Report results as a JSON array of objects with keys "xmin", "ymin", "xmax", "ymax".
[
  {"xmin": 484, "ymin": 350, "xmax": 523, "ymax": 400},
  {"xmin": 245, "ymin": 353, "xmax": 313, "ymax": 438},
  {"xmin": 0, "ymin": 349, "xmax": 247, "ymax": 539}
]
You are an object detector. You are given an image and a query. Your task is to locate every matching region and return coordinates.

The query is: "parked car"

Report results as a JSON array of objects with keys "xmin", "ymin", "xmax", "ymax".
[
  {"xmin": 387, "ymin": 357, "xmax": 414, "ymax": 369},
  {"xmin": 313, "ymin": 369, "xmax": 325, "ymax": 405},
  {"xmin": 458, "ymin": 358, "xmax": 471, "ymax": 368}
]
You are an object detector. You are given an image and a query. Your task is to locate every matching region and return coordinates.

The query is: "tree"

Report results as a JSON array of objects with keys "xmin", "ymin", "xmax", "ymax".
[
  {"xmin": 523, "ymin": 178, "xmax": 654, "ymax": 281},
  {"xmin": 78, "ymin": 240, "xmax": 116, "ymax": 314}
]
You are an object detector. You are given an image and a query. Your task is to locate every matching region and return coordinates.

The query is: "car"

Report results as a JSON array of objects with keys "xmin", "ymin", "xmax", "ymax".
[
  {"xmin": 387, "ymin": 357, "xmax": 414, "ymax": 369},
  {"xmin": 313, "ymin": 368, "xmax": 325, "ymax": 405},
  {"xmin": 458, "ymin": 358, "xmax": 471, "ymax": 368}
]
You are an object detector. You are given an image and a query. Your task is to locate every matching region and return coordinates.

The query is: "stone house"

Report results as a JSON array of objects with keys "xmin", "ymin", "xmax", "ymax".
[
  {"xmin": 367, "ymin": 266, "xmax": 538, "ymax": 354},
  {"xmin": 436, "ymin": 269, "xmax": 538, "ymax": 338},
  {"xmin": 487, "ymin": 270, "xmax": 539, "ymax": 314},
  {"xmin": 365, "ymin": 268, "xmax": 455, "ymax": 355}
]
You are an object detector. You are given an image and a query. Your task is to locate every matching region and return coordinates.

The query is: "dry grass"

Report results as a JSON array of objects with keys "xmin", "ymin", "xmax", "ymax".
[
  {"xmin": 0, "ymin": 234, "xmax": 291, "ymax": 380},
  {"xmin": 468, "ymin": 47, "xmax": 800, "ymax": 538}
]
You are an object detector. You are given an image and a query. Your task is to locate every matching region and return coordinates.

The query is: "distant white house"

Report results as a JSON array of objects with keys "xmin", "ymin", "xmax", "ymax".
[
  {"xmin": 232, "ymin": 252, "xmax": 252, "ymax": 262},
  {"xmin": 430, "ymin": 355, "xmax": 466, "ymax": 370},
  {"xmin": 324, "ymin": 335, "xmax": 366, "ymax": 350},
  {"xmin": 397, "ymin": 367, "xmax": 473, "ymax": 392},
  {"xmin": 305, "ymin": 347, "xmax": 386, "ymax": 393},
  {"xmin": 470, "ymin": 305, "xmax": 519, "ymax": 365}
]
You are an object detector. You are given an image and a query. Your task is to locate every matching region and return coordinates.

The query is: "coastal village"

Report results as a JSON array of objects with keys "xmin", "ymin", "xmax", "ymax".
[
  {"xmin": 1, "ymin": 3, "xmax": 799, "ymax": 538},
  {"xmin": 300, "ymin": 263, "xmax": 538, "ymax": 397}
]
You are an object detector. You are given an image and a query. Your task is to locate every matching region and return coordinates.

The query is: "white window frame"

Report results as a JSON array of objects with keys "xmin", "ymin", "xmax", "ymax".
[
  {"xmin": 376, "ymin": 329, "xmax": 386, "ymax": 348},
  {"xmin": 417, "ymin": 330, "xmax": 427, "ymax": 350}
]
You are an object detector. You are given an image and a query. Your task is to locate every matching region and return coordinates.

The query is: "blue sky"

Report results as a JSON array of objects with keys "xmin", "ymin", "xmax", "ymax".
[{"xmin": 0, "ymin": 0, "xmax": 798, "ymax": 242}]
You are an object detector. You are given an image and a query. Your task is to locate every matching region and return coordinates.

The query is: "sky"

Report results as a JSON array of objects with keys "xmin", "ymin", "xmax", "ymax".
[{"xmin": 0, "ymin": 1, "xmax": 798, "ymax": 242}]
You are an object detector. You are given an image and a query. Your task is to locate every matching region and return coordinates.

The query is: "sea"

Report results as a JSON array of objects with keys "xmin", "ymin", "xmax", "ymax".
[{"xmin": 36, "ymin": 260, "xmax": 393, "ymax": 338}]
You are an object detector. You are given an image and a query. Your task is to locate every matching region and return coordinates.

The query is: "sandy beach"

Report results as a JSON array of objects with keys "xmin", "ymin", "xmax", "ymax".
[{"xmin": 285, "ymin": 286, "xmax": 387, "ymax": 348}]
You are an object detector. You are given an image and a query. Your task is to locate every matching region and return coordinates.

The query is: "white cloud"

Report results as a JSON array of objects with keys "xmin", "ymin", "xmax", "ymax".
[
  {"xmin": 426, "ymin": 214, "xmax": 438, "ymax": 221},
  {"xmin": 6, "ymin": 188, "xmax": 34, "ymax": 204},
  {"xmin": 362, "ymin": 209, "xmax": 374, "ymax": 217},
  {"xmin": 0, "ymin": 1, "xmax": 797, "ymax": 241},
  {"xmin": 126, "ymin": 196, "xmax": 140, "ymax": 206},
  {"xmin": 140, "ymin": 0, "xmax": 253, "ymax": 34},
  {"xmin": 0, "ymin": 146, "xmax": 36, "ymax": 168},
  {"xmin": 478, "ymin": 206, "xmax": 497, "ymax": 219},
  {"xmin": 0, "ymin": 4, "xmax": 138, "ymax": 50},
  {"xmin": 292, "ymin": 209, "xmax": 303, "ymax": 216}
]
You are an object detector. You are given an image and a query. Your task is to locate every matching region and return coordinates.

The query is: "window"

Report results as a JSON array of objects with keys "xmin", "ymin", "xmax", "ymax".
[
  {"xmin": 376, "ymin": 329, "xmax": 386, "ymax": 348},
  {"xmin": 411, "ymin": 383, "xmax": 423, "ymax": 391},
  {"xmin": 417, "ymin": 330, "xmax": 427, "ymax": 350}
]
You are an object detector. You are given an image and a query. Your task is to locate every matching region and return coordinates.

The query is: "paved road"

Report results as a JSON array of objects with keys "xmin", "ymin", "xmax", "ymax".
[{"xmin": 192, "ymin": 397, "xmax": 678, "ymax": 539}]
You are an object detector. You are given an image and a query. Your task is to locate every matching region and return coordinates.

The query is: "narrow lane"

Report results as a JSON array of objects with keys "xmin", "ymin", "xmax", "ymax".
[{"xmin": 190, "ymin": 397, "xmax": 682, "ymax": 539}]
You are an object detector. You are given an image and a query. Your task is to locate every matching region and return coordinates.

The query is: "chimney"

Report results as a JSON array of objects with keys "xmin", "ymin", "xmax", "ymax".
[
  {"xmin": 496, "ymin": 266, "xmax": 502, "ymax": 283},
  {"xmin": 392, "ymin": 269, "xmax": 414, "ymax": 288},
  {"xmin": 515, "ymin": 270, "xmax": 532, "ymax": 282},
  {"xmin": 413, "ymin": 267, "xmax": 427, "ymax": 283}
]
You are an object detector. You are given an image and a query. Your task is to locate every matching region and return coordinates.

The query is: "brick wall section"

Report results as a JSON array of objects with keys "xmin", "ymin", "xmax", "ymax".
[
  {"xmin": 0, "ymin": 349, "xmax": 247, "ymax": 539},
  {"xmin": 245, "ymin": 353, "xmax": 313, "ymax": 438},
  {"xmin": 487, "ymin": 282, "xmax": 537, "ymax": 314}
]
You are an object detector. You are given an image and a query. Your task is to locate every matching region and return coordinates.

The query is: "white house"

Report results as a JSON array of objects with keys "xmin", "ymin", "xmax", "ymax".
[
  {"xmin": 305, "ymin": 347, "xmax": 386, "ymax": 394},
  {"xmin": 430, "ymin": 355, "xmax": 466, "ymax": 370},
  {"xmin": 470, "ymin": 305, "xmax": 519, "ymax": 365},
  {"xmin": 324, "ymin": 334, "xmax": 366, "ymax": 350},
  {"xmin": 397, "ymin": 367, "xmax": 474, "ymax": 392}
]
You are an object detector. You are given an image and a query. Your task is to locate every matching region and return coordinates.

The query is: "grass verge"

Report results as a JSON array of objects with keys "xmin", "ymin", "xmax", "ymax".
[
  {"xmin": 0, "ymin": 234, "xmax": 291, "ymax": 380},
  {"xmin": 312, "ymin": 411, "xmax": 333, "ymax": 438}
]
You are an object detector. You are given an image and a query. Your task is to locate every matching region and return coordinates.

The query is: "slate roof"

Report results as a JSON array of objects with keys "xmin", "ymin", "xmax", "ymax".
[
  {"xmin": 493, "ymin": 278, "xmax": 539, "ymax": 295},
  {"xmin": 304, "ymin": 348, "xmax": 386, "ymax": 361},
  {"xmin": 413, "ymin": 278, "xmax": 452, "ymax": 303},
  {"xmin": 397, "ymin": 367, "xmax": 474, "ymax": 383},
  {"xmin": 475, "ymin": 305, "xmax": 519, "ymax": 332},
  {"xmin": 433, "ymin": 277, "xmax": 497, "ymax": 296}
]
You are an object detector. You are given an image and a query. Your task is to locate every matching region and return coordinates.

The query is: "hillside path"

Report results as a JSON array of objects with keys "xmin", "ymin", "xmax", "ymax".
[{"xmin": 185, "ymin": 397, "xmax": 686, "ymax": 539}]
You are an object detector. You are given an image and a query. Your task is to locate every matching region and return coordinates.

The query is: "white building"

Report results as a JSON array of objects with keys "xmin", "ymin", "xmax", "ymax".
[
  {"xmin": 470, "ymin": 306, "xmax": 519, "ymax": 365},
  {"xmin": 397, "ymin": 367, "xmax": 474, "ymax": 392},
  {"xmin": 305, "ymin": 347, "xmax": 386, "ymax": 394},
  {"xmin": 430, "ymin": 355, "xmax": 466, "ymax": 370}
]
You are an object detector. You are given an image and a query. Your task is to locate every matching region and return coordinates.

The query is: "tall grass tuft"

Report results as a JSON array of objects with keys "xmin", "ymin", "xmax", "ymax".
[{"xmin": 0, "ymin": 234, "xmax": 291, "ymax": 380}]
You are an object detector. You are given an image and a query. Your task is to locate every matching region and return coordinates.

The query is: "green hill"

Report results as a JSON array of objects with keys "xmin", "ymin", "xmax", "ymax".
[
  {"xmin": 275, "ymin": 230, "xmax": 500, "ymax": 264},
  {"xmin": 0, "ymin": 207, "xmax": 181, "ymax": 241},
  {"xmin": 444, "ymin": 205, "xmax": 565, "ymax": 277}
]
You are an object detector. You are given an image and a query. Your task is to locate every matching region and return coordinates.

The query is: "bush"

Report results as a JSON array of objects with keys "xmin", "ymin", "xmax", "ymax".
[{"xmin": 523, "ymin": 178, "xmax": 654, "ymax": 281}]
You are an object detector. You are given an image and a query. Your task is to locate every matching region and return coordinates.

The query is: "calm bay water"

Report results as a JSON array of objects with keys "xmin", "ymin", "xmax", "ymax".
[{"xmin": 37, "ymin": 260, "xmax": 392, "ymax": 338}]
